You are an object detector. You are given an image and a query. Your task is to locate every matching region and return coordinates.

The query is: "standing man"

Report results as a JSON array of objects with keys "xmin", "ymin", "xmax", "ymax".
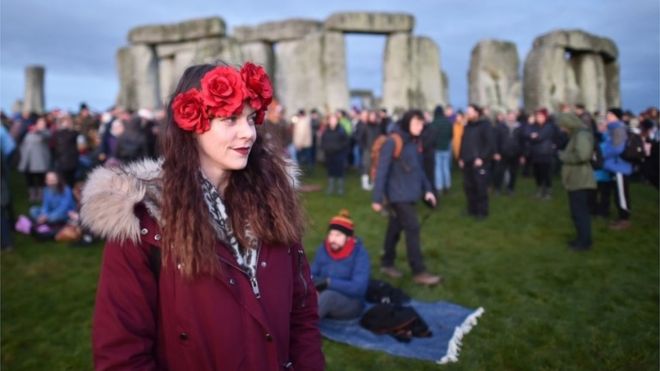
[
  {"xmin": 372, "ymin": 110, "xmax": 441, "ymax": 286},
  {"xmin": 557, "ymin": 112, "xmax": 596, "ymax": 250},
  {"xmin": 431, "ymin": 105, "xmax": 454, "ymax": 194},
  {"xmin": 459, "ymin": 104, "xmax": 493, "ymax": 220},
  {"xmin": 602, "ymin": 108, "xmax": 633, "ymax": 230}
]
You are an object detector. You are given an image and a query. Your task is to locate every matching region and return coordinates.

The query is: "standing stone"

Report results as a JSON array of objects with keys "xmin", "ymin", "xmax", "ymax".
[
  {"xmin": 440, "ymin": 70, "xmax": 450, "ymax": 105},
  {"xmin": 324, "ymin": 12, "xmax": 415, "ymax": 34},
  {"xmin": 523, "ymin": 45, "xmax": 579, "ymax": 112},
  {"xmin": 275, "ymin": 31, "xmax": 348, "ymax": 114},
  {"xmin": 468, "ymin": 40, "xmax": 521, "ymax": 113},
  {"xmin": 382, "ymin": 33, "xmax": 411, "ymax": 114},
  {"xmin": 116, "ymin": 45, "xmax": 160, "ymax": 110},
  {"xmin": 158, "ymin": 57, "xmax": 176, "ymax": 105},
  {"xmin": 572, "ymin": 53, "xmax": 606, "ymax": 114},
  {"xmin": 604, "ymin": 61, "xmax": 621, "ymax": 108},
  {"xmin": 524, "ymin": 29, "xmax": 620, "ymax": 113},
  {"xmin": 383, "ymin": 33, "xmax": 445, "ymax": 113},
  {"xmin": 323, "ymin": 32, "xmax": 350, "ymax": 113},
  {"xmin": 410, "ymin": 36, "xmax": 443, "ymax": 111},
  {"xmin": 240, "ymin": 42, "xmax": 275, "ymax": 78},
  {"xmin": 24, "ymin": 66, "xmax": 45, "ymax": 114}
]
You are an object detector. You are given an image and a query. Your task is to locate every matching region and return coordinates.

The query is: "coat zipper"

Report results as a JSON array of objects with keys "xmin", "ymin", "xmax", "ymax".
[{"xmin": 297, "ymin": 249, "xmax": 308, "ymax": 308}]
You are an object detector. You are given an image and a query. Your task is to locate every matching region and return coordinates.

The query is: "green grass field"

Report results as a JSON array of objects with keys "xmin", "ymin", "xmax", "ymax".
[{"xmin": 2, "ymin": 168, "xmax": 658, "ymax": 370}]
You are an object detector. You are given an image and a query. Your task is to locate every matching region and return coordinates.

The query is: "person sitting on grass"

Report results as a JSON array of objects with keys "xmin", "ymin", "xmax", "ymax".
[
  {"xmin": 29, "ymin": 171, "xmax": 76, "ymax": 228},
  {"xmin": 311, "ymin": 209, "xmax": 370, "ymax": 319}
]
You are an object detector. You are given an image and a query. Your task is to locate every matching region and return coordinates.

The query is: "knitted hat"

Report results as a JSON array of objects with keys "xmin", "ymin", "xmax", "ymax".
[{"xmin": 328, "ymin": 209, "xmax": 354, "ymax": 236}]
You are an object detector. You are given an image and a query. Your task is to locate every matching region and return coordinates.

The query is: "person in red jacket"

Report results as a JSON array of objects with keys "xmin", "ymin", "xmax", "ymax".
[{"xmin": 81, "ymin": 62, "xmax": 324, "ymax": 371}]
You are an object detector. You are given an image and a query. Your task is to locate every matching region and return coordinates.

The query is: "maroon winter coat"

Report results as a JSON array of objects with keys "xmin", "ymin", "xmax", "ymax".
[{"xmin": 82, "ymin": 159, "xmax": 324, "ymax": 371}]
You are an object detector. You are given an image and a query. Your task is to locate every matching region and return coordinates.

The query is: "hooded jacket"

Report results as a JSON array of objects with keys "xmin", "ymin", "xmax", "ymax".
[
  {"xmin": 81, "ymin": 159, "xmax": 324, "ymax": 371},
  {"xmin": 557, "ymin": 113, "xmax": 597, "ymax": 191}
]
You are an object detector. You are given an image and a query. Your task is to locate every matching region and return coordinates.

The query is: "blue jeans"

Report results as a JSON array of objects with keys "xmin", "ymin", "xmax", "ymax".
[
  {"xmin": 318, "ymin": 290, "xmax": 364, "ymax": 319},
  {"xmin": 435, "ymin": 150, "xmax": 452, "ymax": 190}
]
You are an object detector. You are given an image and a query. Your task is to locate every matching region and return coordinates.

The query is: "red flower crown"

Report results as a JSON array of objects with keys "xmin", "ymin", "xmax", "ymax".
[{"xmin": 171, "ymin": 62, "xmax": 273, "ymax": 133}]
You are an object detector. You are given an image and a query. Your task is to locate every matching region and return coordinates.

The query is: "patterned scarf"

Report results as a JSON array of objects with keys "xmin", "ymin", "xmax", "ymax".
[{"xmin": 200, "ymin": 172, "xmax": 261, "ymax": 298}]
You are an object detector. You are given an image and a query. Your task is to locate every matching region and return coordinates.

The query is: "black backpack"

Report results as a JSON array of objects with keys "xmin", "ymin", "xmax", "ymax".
[
  {"xmin": 365, "ymin": 279, "xmax": 411, "ymax": 305},
  {"xmin": 360, "ymin": 303, "xmax": 432, "ymax": 342},
  {"xmin": 621, "ymin": 132, "xmax": 645, "ymax": 163}
]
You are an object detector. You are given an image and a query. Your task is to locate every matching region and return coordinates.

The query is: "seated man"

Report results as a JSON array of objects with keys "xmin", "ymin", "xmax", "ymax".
[{"xmin": 311, "ymin": 209, "xmax": 371, "ymax": 319}]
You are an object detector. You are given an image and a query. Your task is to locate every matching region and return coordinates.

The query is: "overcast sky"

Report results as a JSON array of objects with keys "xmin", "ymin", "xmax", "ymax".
[{"xmin": 1, "ymin": 0, "xmax": 658, "ymax": 114}]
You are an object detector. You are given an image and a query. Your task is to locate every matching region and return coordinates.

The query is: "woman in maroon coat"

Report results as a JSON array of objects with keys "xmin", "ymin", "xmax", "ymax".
[{"xmin": 81, "ymin": 62, "xmax": 324, "ymax": 370}]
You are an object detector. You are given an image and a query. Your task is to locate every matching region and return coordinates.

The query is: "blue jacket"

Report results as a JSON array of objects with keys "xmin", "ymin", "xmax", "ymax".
[
  {"xmin": 311, "ymin": 238, "xmax": 370, "ymax": 300},
  {"xmin": 39, "ymin": 186, "xmax": 76, "ymax": 223},
  {"xmin": 602, "ymin": 121, "xmax": 632, "ymax": 175},
  {"xmin": 372, "ymin": 129, "xmax": 432, "ymax": 204}
]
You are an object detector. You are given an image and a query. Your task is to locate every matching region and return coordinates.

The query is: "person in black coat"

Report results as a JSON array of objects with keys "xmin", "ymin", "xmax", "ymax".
[
  {"xmin": 494, "ymin": 111, "xmax": 525, "ymax": 194},
  {"xmin": 528, "ymin": 108, "xmax": 559, "ymax": 198},
  {"xmin": 53, "ymin": 115, "xmax": 80, "ymax": 187},
  {"xmin": 321, "ymin": 113, "xmax": 350, "ymax": 195},
  {"xmin": 459, "ymin": 104, "xmax": 493, "ymax": 219}
]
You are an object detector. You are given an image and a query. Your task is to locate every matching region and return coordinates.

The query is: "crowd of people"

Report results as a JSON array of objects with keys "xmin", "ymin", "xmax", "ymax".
[{"xmin": 0, "ymin": 96, "xmax": 658, "ymax": 253}]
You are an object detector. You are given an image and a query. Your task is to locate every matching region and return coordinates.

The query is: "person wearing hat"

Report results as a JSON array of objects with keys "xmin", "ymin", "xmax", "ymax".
[
  {"xmin": 557, "ymin": 112, "xmax": 596, "ymax": 250},
  {"xmin": 602, "ymin": 107, "xmax": 633, "ymax": 230},
  {"xmin": 311, "ymin": 209, "xmax": 371, "ymax": 319}
]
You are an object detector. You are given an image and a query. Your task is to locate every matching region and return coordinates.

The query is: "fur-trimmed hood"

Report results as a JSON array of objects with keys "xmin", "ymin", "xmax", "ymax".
[
  {"xmin": 80, "ymin": 158, "xmax": 300, "ymax": 244},
  {"xmin": 80, "ymin": 159, "xmax": 164, "ymax": 244}
]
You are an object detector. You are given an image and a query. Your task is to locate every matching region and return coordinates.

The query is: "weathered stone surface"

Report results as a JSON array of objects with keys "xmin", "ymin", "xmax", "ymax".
[
  {"xmin": 116, "ymin": 45, "xmax": 160, "ymax": 110},
  {"xmin": 468, "ymin": 40, "xmax": 521, "ymax": 112},
  {"xmin": 324, "ymin": 12, "xmax": 414, "ymax": 34},
  {"xmin": 534, "ymin": 29, "xmax": 618, "ymax": 60},
  {"xmin": 350, "ymin": 89, "xmax": 376, "ymax": 109},
  {"xmin": 383, "ymin": 33, "xmax": 445, "ymax": 113},
  {"xmin": 440, "ymin": 70, "xmax": 449, "ymax": 105},
  {"xmin": 158, "ymin": 57, "xmax": 176, "ymax": 105},
  {"xmin": 275, "ymin": 31, "xmax": 348, "ymax": 113},
  {"xmin": 24, "ymin": 66, "xmax": 45, "ymax": 114},
  {"xmin": 153, "ymin": 37, "xmax": 243, "ymax": 103},
  {"xmin": 572, "ymin": 53, "xmax": 607, "ymax": 114},
  {"xmin": 128, "ymin": 17, "xmax": 226, "ymax": 44},
  {"xmin": 604, "ymin": 61, "xmax": 621, "ymax": 108},
  {"xmin": 524, "ymin": 29, "xmax": 619, "ymax": 113},
  {"xmin": 240, "ymin": 42, "xmax": 275, "ymax": 78},
  {"xmin": 234, "ymin": 19, "xmax": 322, "ymax": 43},
  {"xmin": 523, "ymin": 45, "xmax": 576, "ymax": 112}
]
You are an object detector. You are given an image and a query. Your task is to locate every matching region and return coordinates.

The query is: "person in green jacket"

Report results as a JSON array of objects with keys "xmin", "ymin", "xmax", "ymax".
[{"xmin": 557, "ymin": 112, "xmax": 597, "ymax": 250}]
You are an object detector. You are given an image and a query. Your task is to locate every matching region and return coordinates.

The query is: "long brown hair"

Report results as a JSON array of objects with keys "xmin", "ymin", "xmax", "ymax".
[{"xmin": 160, "ymin": 63, "xmax": 304, "ymax": 278}]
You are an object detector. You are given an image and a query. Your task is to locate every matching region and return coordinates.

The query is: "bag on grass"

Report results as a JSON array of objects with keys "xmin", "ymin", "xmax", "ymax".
[{"xmin": 360, "ymin": 303, "xmax": 432, "ymax": 342}]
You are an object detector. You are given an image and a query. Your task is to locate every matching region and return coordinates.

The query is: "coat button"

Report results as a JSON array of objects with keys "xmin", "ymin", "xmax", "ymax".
[
  {"xmin": 140, "ymin": 228, "xmax": 148, "ymax": 235},
  {"xmin": 265, "ymin": 333, "xmax": 273, "ymax": 342},
  {"xmin": 229, "ymin": 278, "xmax": 236, "ymax": 285},
  {"xmin": 179, "ymin": 332, "xmax": 189, "ymax": 341},
  {"xmin": 154, "ymin": 234, "xmax": 161, "ymax": 241},
  {"xmin": 260, "ymin": 261, "xmax": 267, "ymax": 268}
]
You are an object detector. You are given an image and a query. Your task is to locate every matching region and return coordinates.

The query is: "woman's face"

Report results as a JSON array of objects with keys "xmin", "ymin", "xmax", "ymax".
[
  {"xmin": 410, "ymin": 116, "xmax": 424, "ymax": 136},
  {"xmin": 45, "ymin": 172, "xmax": 58, "ymax": 189},
  {"xmin": 328, "ymin": 115, "xmax": 338, "ymax": 129},
  {"xmin": 196, "ymin": 105, "xmax": 257, "ymax": 176}
]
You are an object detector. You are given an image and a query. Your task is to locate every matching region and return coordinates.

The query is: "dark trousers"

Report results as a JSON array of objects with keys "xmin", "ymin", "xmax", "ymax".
[
  {"xmin": 613, "ymin": 173, "xmax": 631, "ymax": 220},
  {"xmin": 381, "ymin": 202, "xmax": 426, "ymax": 274},
  {"xmin": 503, "ymin": 156, "xmax": 519, "ymax": 191},
  {"xmin": 568, "ymin": 190, "xmax": 592, "ymax": 246},
  {"xmin": 588, "ymin": 181, "xmax": 611, "ymax": 217},
  {"xmin": 463, "ymin": 164, "xmax": 489, "ymax": 217},
  {"xmin": 492, "ymin": 160, "xmax": 505, "ymax": 190},
  {"xmin": 24, "ymin": 172, "xmax": 45, "ymax": 188},
  {"xmin": 533, "ymin": 162, "xmax": 552, "ymax": 190}
]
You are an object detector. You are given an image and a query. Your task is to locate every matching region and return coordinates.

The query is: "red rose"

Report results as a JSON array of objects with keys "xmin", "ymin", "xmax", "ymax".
[
  {"xmin": 201, "ymin": 66, "xmax": 246, "ymax": 118},
  {"xmin": 172, "ymin": 89, "xmax": 209, "ymax": 133},
  {"xmin": 240, "ymin": 62, "xmax": 273, "ymax": 111}
]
